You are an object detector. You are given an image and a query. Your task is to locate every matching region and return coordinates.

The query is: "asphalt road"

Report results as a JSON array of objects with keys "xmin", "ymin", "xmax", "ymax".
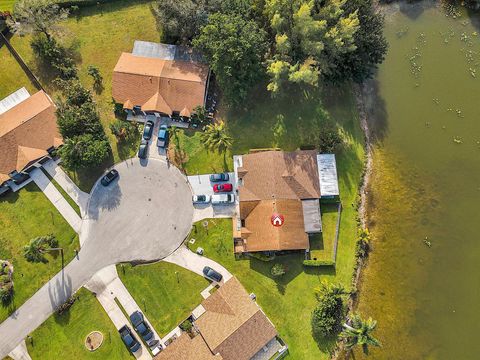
[{"xmin": 0, "ymin": 157, "xmax": 194, "ymax": 358}]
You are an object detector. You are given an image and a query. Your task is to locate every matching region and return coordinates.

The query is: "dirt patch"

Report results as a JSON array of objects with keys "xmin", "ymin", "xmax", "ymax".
[{"xmin": 85, "ymin": 331, "xmax": 103, "ymax": 351}]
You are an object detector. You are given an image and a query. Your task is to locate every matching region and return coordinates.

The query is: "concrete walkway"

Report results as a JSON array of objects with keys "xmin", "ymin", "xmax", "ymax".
[
  {"xmin": 8, "ymin": 340, "xmax": 31, "ymax": 360},
  {"xmin": 29, "ymin": 168, "xmax": 82, "ymax": 233},
  {"xmin": 163, "ymin": 245, "xmax": 232, "ymax": 284},
  {"xmin": 85, "ymin": 266, "xmax": 153, "ymax": 360},
  {"xmin": 42, "ymin": 160, "xmax": 89, "ymax": 216}
]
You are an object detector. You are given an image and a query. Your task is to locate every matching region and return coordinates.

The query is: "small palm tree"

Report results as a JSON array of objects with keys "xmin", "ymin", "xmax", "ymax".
[
  {"xmin": 341, "ymin": 313, "xmax": 381, "ymax": 356},
  {"xmin": 23, "ymin": 235, "xmax": 61, "ymax": 263},
  {"xmin": 315, "ymin": 280, "xmax": 348, "ymax": 300},
  {"xmin": 201, "ymin": 121, "xmax": 233, "ymax": 155}
]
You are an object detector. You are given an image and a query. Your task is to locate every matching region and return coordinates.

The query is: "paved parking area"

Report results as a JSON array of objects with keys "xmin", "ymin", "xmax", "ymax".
[{"xmin": 187, "ymin": 172, "xmax": 237, "ymax": 221}]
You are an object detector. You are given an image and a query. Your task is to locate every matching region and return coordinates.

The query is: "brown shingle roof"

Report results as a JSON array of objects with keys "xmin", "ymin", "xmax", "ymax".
[
  {"xmin": 196, "ymin": 277, "xmax": 277, "ymax": 360},
  {"xmin": 238, "ymin": 150, "xmax": 320, "ymax": 201},
  {"xmin": 0, "ymin": 90, "xmax": 62, "ymax": 183},
  {"xmin": 240, "ymin": 199, "xmax": 309, "ymax": 252},
  {"xmin": 112, "ymin": 52, "xmax": 209, "ymax": 115},
  {"xmin": 236, "ymin": 150, "xmax": 319, "ymax": 252},
  {"xmin": 154, "ymin": 333, "xmax": 222, "ymax": 360}
]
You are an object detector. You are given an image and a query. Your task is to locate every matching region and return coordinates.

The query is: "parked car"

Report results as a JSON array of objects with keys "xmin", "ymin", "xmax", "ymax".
[
  {"xmin": 138, "ymin": 139, "xmax": 148, "ymax": 159},
  {"xmin": 119, "ymin": 325, "xmax": 141, "ymax": 353},
  {"xmin": 209, "ymin": 173, "xmax": 229, "ymax": 182},
  {"xmin": 211, "ymin": 194, "xmax": 235, "ymax": 205},
  {"xmin": 192, "ymin": 194, "xmax": 211, "ymax": 204},
  {"xmin": 100, "ymin": 169, "xmax": 119, "ymax": 186},
  {"xmin": 157, "ymin": 125, "xmax": 168, "ymax": 148},
  {"xmin": 203, "ymin": 266, "xmax": 223, "ymax": 282},
  {"xmin": 130, "ymin": 311, "xmax": 154, "ymax": 342},
  {"xmin": 213, "ymin": 183, "xmax": 233, "ymax": 193},
  {"xmin": 142, "ymin": 120, "xmax": 155, "ymax": 140}
]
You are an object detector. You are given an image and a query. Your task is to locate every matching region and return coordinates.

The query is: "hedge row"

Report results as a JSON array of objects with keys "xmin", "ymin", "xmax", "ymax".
[{"xmin": 303, "ymin": 259, "xmax": 335, "ymax": 267}]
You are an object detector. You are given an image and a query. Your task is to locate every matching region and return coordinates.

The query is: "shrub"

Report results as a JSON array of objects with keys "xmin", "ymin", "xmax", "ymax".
[
  {"xmin": 311, "ymin": 291, "xmax": 344, "ymax": 337},
  {"xmin": 31, "ymin": 36, "xmax": 77, "ymax": 80},
  {"xmin": 110, "ymin": 120, "xmax": 136, "ymax": 141},
  {"xmin": 0, "ymin": 274, "xmax": 10, "ymax": 285},
  {"xmin": 303, "ymin": 259, "xmax": 335, "ymax": 267},
  {"xmin": 356, "ymin": 228, "xmax": 371, "ymax": 258},
  {"xmin": 87, "ymin": 64, "xmax": 103, "ymax": 87},
  {"xmin": 271, "ymin": 263, "xmax": 286, "ymax": 277},
  {"xmin": 318, "ymin": 121, "xmax": 342, "ymax": 153},
  {"xmin": 179, "ymin": 319, "xmax": 193, "ymax": 333},
  {"xmin": 249, "ymin": 252, "xmax": 276, "ymax": 262},
  {"xmin": 0, "ymin": 282, "xmax": 13, "ymax": 303},
  {"xmin": 59, "ymin": 134, "xmax": 110, "ymax": 170}
]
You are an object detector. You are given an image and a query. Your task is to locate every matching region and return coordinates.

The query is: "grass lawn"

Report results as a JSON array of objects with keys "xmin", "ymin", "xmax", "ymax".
[
  {"xmin": 27, "ymin": 287, "xmax": 131, "ymax": 360},
  {"xmin": 169, "ymin": 129, "xmax": 233, "ymax": 175},
  {"xmin": 7, "ymin": 0, "xmax": 159, "ymax": 191},
  {"xmin": 309, "ymin": 204, "xmax": 339, "ymax": 262},
  {"xmin": 0, "ymin": 45, "xmax": 37, "ymax": 99},
  {"xmin": 0, "ymin": 183, "xmax": 79, "ymax": 322},
  {"xmin": 117, "ymin": 262, "xmax": 209, "ymax": 337},
  {"xmin": 0, "ymin": 0, "xmax": 14, "ymax": 11}
]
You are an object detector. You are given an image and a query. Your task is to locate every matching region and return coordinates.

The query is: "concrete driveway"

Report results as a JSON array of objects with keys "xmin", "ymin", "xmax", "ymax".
[{"xmin": 187, "ymin": 172, "xmax": 237, "ymax": 221}]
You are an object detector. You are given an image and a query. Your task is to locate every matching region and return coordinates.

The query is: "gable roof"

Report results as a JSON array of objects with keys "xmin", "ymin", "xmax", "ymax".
[
  {"xmin": 0, "ymin": 90, "xmax": 62, "ymax": 183},
  {"xmin": 196, "ymin": 277, "xmax": 277, "ymax": 360},
  {"xmin": 112, "ymin": 51, "xmax": 209, "ymax": 115},
  {"xmin": 236, "ymin": 150, "xmax": 320, "ymax": 252},
  {"xmin": 154, "ymin": 333, "xmax": 222, "ymax": 360},
  {"xmin": 238, "ymin": 150, "xmax": 320, "ymax": 201}
]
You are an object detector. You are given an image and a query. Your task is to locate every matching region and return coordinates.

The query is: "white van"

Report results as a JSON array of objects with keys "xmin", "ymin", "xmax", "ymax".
[{"xmin": 211, "ymin": 194, "xmax": 235, "ymax": 205}]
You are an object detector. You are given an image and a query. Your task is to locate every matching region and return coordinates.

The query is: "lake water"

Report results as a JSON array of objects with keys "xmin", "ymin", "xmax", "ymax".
[{"xmin": 356, "ymin": 2, "xmax": 480, "ymax": 359}]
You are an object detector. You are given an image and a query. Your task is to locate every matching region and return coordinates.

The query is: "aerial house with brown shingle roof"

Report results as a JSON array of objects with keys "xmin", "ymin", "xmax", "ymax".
[
  {"xmin": 0, "ymin": 88, "xmax": 62, "ymax": 194},
  {"xmin": 154, "ymin": 277, "xmax": 286, "ymax": 360},
  {"xmin": 232, "ymin": 150, "xmax": 339, "ymax": 254},
  {"xmin": 112, "ymin": 41, "xmax": 210, "ymax": 121}
]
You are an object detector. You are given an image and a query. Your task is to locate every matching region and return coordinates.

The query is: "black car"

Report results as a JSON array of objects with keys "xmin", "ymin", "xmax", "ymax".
[
  {"xmin": 203, "ymin": 266, "xmax": 223, "ymax": 282},
  {"xmin": 100, "ymin": 169, "xmax": 119, "ymax": 186},
  {"xmin": 138, "ymin": 139, "xmax": 148, "ymax": 159},
  {"xmin": 130, "ymin": 311, "xmax": 154, "ymax": 342},
  {"xmin": 142, "ymin": 120, "xmax": 155, "ymax": 140},
  {"xmin": 119, "ymin": 325, "xmax": 141, "ymax": 353},
  {"xmin": 209, "ymin": 173, "xmax": 229, "ymax": 182}
]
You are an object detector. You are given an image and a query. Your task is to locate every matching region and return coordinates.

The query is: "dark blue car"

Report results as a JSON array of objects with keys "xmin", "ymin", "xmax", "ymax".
[
  {"xmin": 130, "ymin": 311, "xmax": 154, "ymax": 342},
  {"xmin": 209, "ymin": 173, "xmax": 229, "ymax": 182},
  {"xmin": 119, "ymin": 325, "xmax": 141, "ymax": 353},
  {"xmin": 100, "ymin": 169, "xmax": 119, "ymax": 186},
  {"xmin": 142, "ymin": 120, "xmax": 155, "ymax": 140}
]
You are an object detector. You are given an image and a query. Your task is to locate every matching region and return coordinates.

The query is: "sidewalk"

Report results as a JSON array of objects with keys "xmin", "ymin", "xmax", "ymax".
[
  {"xmin": 29, "ymin": 168, "xmax": 82, "ymax": 233},
  {"xmin": 42, "ymin": 160, "xmax": 89, "ymax": 217},
  {"xmin": 85, "ymin": 266, "xmax": 162, "ymax": 358},
  {"xmin": 8, "ymin": 340, "xmax": 31, "ymax": 360},
  {"xmin": 163, "ymin": 245, "xmax": 232, "ymax": 283}
]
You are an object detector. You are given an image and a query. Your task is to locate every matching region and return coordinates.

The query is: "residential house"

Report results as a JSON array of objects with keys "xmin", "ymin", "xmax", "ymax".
[
  {"xmin": 0, "ymin": 88, "xmax": 62, "ymax": 194},
  {"xmin": 112, "ymin": 41, "xmax": 210, "ymax": 121},
  {"xmin": 232, "ymin": 150, "xmax": 339, "ymax": 254},
  {"xmin": 155, "ymin": 277, "xmax": 285, "ymax": 360}
]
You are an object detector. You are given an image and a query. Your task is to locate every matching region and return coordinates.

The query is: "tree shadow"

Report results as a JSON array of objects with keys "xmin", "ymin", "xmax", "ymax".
[{"xmin": 361, "ymin": 79, "xmax": 389, "ymax": 143}]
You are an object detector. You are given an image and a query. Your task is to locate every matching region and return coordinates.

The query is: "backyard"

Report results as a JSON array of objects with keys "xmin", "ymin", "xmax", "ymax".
[
  {"xmin": 117, "ymin": 262, "xmax": 209, "ymax": 337},
  {"xmin": 26, "ymin": 287, "xmax": 131, "ymax": 360},
  {"xmin": 0, "ymin": 183, "xmax": 79, "ymax": 323},
  {"xmin": 0, "ymin": 0, "xmax": 14, "ymax": 11}
]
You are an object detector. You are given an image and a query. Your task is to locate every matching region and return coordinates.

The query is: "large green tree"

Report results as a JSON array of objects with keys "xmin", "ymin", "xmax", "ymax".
[
  {"xmin": 152, "ymin": 0, "xmax": 220, "ymax": 43},
  {"xmin": 341, "ymin": 313, "xmax": 381, "ymax": 355},
  {"xmin": 311, "ymin": 281, "xmax": 347, "ymax": 337},
  {"xmin": 265, "ymin": 0, "xmax": 360, "ymax": 93},
  {"xmin": 193, "ymin": 12, "xmax": 268, "ymax": 105},
  {"xmin": 58, "ymin": 134, "xmax": 110, "ymax": 170},
  {"xmin": 8, "ymin": 0, "xmax": 69, "ymax": 40}
]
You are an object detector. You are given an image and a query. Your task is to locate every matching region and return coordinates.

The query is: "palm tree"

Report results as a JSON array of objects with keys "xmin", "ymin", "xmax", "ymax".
[
  {"xmin": 315, "ymin": 280, "xmax": 348, "ymax": 300},
  {"xmin": 341, "ymin": 313, "xmax": 381, "ymax": 356},
  {"xmin": 201, "ymin": 121, "xmax": 233, "ymax": 156},
  {"xmin": 23, "ymin": 235, "xmax": 63, "ymax": 264}
]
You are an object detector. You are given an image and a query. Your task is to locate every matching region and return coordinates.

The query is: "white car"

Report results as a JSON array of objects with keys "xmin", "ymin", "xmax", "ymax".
[
  {"xmin": 211, "ymin": 194, "xmax": 235, "ymax": 205},
  {"xmin": 192, "ymin": 194, "xmax": 211, "ymax": 204}
]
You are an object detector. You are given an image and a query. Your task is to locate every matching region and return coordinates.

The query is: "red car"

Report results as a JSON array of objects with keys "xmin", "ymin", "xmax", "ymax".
[{"xmin": 213, "ymin": 183, "xmax": 233, "ymax": 193}]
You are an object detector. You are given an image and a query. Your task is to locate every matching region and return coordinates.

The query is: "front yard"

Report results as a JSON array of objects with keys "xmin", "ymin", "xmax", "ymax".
[
  {"xmin": 27, "ymin": 288, "xmax": 130, "ymax": 360},
  {"xmin": 0, "ymin": 183, "xmax": 79, "ymax": 323},
  {"xmin": 5, "ymin": 0, "xmax": 159, "ymax": 191},
  {"xmin": 117, "ymin": 262, "xmax": 209, "ymax": 337}
]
